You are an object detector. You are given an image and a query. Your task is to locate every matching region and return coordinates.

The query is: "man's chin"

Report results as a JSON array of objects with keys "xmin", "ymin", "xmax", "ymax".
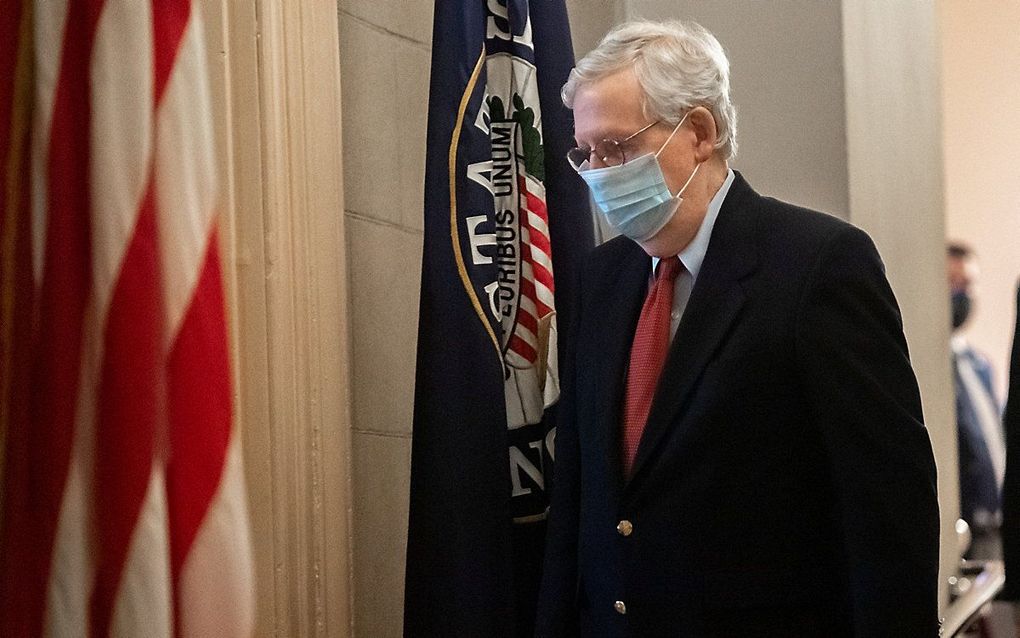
[
  {"xmin": 636, "ymin": 232, "xmax": 683, "ymax": 258},
  {"xmin": 634, "ymin": 208, "xmax": 691, "ymax": 257}
]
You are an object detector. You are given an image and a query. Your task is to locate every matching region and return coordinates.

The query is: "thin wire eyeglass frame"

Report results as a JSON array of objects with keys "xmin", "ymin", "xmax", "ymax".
[{"xmin": 567, "ymin": 120, "xmax": 660, "ymax": 171}]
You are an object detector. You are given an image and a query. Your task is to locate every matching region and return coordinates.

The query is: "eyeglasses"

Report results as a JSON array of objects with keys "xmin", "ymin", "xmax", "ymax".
[{"xmin": 566, "ymin": 120, "xmax": 659, "ymax": 170}]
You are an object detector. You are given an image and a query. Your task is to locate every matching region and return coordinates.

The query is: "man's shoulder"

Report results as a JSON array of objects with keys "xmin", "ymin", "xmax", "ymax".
[
  {"xmin": 725, "ymin": 172, "xmax": 867, "ymax": 255},
  {"xmin": 745, "ymin": 188, "xmax": 877, "ymax": 273},
  {"xmin": 755, "ymin": 193, "xmax": 859, "ymax": 248}
]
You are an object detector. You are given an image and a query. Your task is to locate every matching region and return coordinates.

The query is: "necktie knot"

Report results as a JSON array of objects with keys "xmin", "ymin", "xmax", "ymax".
[{"xmin": 656, "ymin": 256, "xmax": 683, "ymax": 283}]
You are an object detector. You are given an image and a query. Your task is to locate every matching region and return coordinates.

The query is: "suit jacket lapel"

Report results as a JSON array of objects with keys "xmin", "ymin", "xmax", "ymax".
[
  {"xmin": 592, "ymin": 241, "xmax": 649, "ymax": 496},
  {"xmin": 628, "ymin": 173, "xmax": 760, "ymax": 485}
]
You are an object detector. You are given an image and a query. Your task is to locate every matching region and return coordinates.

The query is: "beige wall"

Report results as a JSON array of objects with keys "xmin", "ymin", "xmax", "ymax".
[
  {"xmin": 941, "ymin": 0, "xmax": 1020, "ymax": 401},
  {"xmin": 623, "ymin": 0, "xmax": 850, "ymax": 218},
  {"xmin": 566, "ymin": 0, "xmax": 625, "ymax": 58},
  {"xmin": 338, "ymin": 1, "xmax": 432, "ymax": 636}
]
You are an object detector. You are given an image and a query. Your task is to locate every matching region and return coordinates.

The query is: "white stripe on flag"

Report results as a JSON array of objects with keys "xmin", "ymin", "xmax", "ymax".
[
  {"xmin": 88, "ymin": 0, "xmax": 154, "ymax": 321},
  {"xmin": 156, "ymin": 13, "xmax": 217, "ymax": 337},
  {"xmin": 177, "ymin": 439, "xmax": 255, "ymax": 638},
  {"xmin": 534, "ymin": 281, "xmax": 555, "ymax": 313},
  {"xmin": 110, "ymin": 466, "xmax": 173, "ymax": 638},
  {"xmin": 30, "ymin": 0, "xmax": 69, "ymax": 286},
  {"xmin": 44, "ymin": 299, "xmax": 101, "ymax": 638}
]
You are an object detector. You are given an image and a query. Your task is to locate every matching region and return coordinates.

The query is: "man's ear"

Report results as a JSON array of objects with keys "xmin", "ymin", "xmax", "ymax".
[{"xmin": 688, "ymin": 106, "xmax": 718, "ymax": 162}]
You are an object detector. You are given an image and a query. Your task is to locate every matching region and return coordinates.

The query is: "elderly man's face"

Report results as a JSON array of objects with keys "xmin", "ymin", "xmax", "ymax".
[
  {"xmin": 572, "ymin": 67, "xmax": 697, "ymax": 200},
  {"xmin": 572, "ymin": 67, "xmax": 707, "ymax": 257}
]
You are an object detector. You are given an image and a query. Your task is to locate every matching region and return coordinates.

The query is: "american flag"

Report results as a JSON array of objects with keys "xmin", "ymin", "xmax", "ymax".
[{"xmin": 0, "ymin": 1, "xmax": 255, "ymax": 636}]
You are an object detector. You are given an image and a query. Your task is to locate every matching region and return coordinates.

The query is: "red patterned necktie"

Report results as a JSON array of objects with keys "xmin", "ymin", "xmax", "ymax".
[{"xmin": 621, "ymin": 257, "xmax": 683, "ymax": 479}]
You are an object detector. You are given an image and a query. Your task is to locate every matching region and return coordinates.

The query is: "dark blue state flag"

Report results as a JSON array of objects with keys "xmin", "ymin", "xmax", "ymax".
[{"xmin": 405, "ymin": 1, "xmax": 593, "ymax": 635}]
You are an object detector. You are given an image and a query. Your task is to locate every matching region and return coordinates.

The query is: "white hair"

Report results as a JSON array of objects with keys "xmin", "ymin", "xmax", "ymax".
[{"xmin": 562, "ymin": 19, "xmax": 738, "ymax": 159}]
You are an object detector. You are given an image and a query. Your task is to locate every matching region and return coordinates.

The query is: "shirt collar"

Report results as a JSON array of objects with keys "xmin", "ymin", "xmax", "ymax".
[
  {"xmin": 653, "ymin": 168, "xmax": 735, "ymax": 280},
  {"xmin": 951, "ymin": 333, "xmax": 969, "ymax": 355}
]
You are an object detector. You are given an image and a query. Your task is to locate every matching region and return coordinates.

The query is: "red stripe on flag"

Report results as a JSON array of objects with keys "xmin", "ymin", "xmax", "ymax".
[
  {"xmin": 0, "ymin": 1, "xmax": 32, "ymax": 477},
  {"xmin": 519, "ymin": 243, "xmax": 555, "ymax": 294},
  {"xmin": 89, "ymin": 181, "xmax": 163, "ymax": 637},
  {"xmin": 166, "ymin": 231, "xmax": 233, "ymax": 631},
  {"xmin": 0, "ymin": 120, "xmax": 34, "ymax": 491},
  {"xmin": 519, "ymin": 274, "xmax": 535, "ymax": 303},
  {"xmin": 0, "ymin": 138, "xmax": 34, "ymax": 568},
  {"xmin": 527, "ymin": 260, "xmax": 555, "ymax": 304},
  {"xmin": 520, "ymin": 183, "xmax": 553, "ymax": 248},
  {"xmin": 0, "ymin": 2, "xmax": 104, "ymax": 635},
  {"xmin": 509, "ymin": 334, "xmax": 538, "ymax": 363},
  {"xmin": 515, "ymin": 306, "xmax": 538, "ymax": 335},
  {"xmin": 522, "ymin": 223, "xmax": 552, "ymax": 269},
  {"xmin": 0, "ymin": 5, "xmax": 39, "ymax": 636},
  {"xmin": 522, "ymin": 240, "xmax": 554, "ymax": 287},
  {"xmin": 519, "ymin": 181, "xmax": 555, "ymax": 281},
  {"xmin": 521, "ymin": 181, "xmax": 548, "ymax": 221},
  {"xmin": 519, "ymin": 211, "xmax": 552, "ymax": 258},
  {"xmin": 0, "ymin": 163, "xmax": 34, "ymax": 580},
  {"xmin": 152, "ymin": 0, "xmax": 191, "ymax": 102},
  {"xmin": 517, "ymin": 268, "xmax": 551, "ymax": 318},
  {"xmin": 519, "ymin": 246, "xmax": 554, "ymax": 318},
  {"xmin": 0, "ymin": 5, "xmax": 23, "ymax": 207}
]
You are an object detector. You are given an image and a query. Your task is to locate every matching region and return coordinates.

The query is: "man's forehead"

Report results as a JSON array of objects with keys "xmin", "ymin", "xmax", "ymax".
[
  {"xmin": 574, "ymin": 70, "xmax": 642, "ymax": 109},
  {"xmin": 571, "ymin": 73, "xmax": 648, "ymax": 141},
  {"xmin": 572, "ymin": 120, "xmax": 641, "ymax": 142}
]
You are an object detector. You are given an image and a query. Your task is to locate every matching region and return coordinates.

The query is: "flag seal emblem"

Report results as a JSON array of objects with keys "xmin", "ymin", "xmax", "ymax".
[{"xmin": 450, "ymin": 2, "xmax": 558, "ymax": 523}]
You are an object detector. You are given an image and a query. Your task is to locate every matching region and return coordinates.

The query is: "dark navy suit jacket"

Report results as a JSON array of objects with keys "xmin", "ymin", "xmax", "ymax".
[
  {"xmin": 1000, "ymin": 283, "xmax": 1020, "ymax": 599},
  {"xmin": 536, "ymin": 173, "xmax": 940, "ymax": 637}
]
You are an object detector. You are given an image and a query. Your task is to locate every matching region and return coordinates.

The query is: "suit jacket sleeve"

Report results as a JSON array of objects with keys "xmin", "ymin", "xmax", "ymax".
[
  {"xmin": 1001, "ymin": 281, "xmax": 1020, "ymax": 600},
  {"xmin": 794, "ymin": 225, "xmax": 940, "ymax": 637},
  {"xmin": 534, "ymin": 270, "xmax": 584, "ymax": 638}
]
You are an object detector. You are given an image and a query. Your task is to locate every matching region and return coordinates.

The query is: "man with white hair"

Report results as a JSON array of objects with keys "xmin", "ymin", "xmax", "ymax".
[{"xmin": 537, "ymin": 20, "xmax": 939, "ymax": 637}]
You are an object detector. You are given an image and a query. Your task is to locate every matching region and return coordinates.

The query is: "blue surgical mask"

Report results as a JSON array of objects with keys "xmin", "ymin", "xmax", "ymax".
[
  {"xmin": 577, "ymin": 113, "xmax": 700, "ymax": 242},
  {"xmin": 951, "ymin": 290, "xmax": 971, "ymax": 329}
]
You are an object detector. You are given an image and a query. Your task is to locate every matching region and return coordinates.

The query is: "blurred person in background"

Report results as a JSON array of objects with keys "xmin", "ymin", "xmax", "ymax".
[{"xmin": 948, "ymin": 241, "xmax": 1006, "ymax": 559}]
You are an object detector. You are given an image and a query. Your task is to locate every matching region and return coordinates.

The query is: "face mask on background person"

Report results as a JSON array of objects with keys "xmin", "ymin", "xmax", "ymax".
[
  {"xmin": 951, "ymin": 290, "xmax": 971, "ymax": 329},
  {"xmin": 575, "ymin": 111, "xmax": 701, "ymax": 242}
]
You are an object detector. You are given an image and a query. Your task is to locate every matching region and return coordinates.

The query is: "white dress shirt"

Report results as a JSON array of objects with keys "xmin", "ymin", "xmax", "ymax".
[{"xmin": 652, "ymin": 168, "xmax": 735, "ymax": 340}]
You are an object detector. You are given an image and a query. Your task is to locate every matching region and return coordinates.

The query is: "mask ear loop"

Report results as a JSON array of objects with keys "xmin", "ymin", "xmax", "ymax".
[
  {"xmin": 654, "ymin": 109, "xmax": 701, "ymax": 199},
  {"xmin": 654, "ymin": 109, "xmax": 692, "ymax": 159},
  {"xmin": 674, "ymin": 162, "xmax": 701, "ymax": 199}
]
